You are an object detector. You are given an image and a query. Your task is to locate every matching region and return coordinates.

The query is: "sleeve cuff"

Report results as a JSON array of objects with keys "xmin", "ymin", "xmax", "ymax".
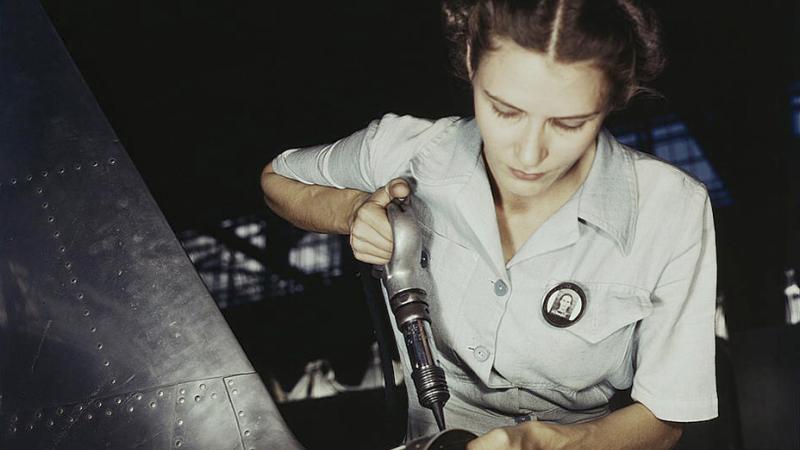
[{"xmin": 631, "ymin": 388, "xmax": 719, "ymax": 422}]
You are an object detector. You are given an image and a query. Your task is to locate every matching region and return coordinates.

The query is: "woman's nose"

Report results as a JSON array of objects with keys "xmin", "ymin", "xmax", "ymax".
[{"xmin": 516, "ymin": 123, "xmax": 548, "ymax": 168}]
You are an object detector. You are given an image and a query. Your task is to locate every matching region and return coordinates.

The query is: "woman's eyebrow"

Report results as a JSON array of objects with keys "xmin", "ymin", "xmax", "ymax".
[
  {"xmin": 484, "ymin": 88, "xmax": 600, "ymax": 120},
  {"xmin": 553, "ymin": 112, "xmax": 601, "ymax": 121},
  {"xmin": 484, "ymin": 89, "xmax": 525, "ymax": 111}
]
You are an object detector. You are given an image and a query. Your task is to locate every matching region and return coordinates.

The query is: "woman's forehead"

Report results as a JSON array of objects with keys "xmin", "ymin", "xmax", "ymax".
[{"xmin": 477, "ymin": 38, "xmax": 609, "ymax": 116}]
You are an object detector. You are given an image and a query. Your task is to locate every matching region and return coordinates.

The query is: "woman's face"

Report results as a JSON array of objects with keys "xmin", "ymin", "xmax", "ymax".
[{"xmin": 470, "ymin": 38, "xmax": 610, "ymax": 205}]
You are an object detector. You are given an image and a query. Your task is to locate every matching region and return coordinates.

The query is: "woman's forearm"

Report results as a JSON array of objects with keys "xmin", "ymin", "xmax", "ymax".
[
  {"xmin": 260, "ymin": 162, "xmax": 368, "ymax": 234},
  {"xmin": 468, "ymin": 402, "xmax": 682, "ymax": 450},
  {"xmin": 565, "ymin": 403, "xmax": 682, "ymax": 450}
]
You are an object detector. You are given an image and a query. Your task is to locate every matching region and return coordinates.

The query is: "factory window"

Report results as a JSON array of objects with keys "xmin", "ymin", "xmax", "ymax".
[
  {"xmin": 179, "ymin": 215, "xmax": 344, "ymax": 308},
  {"xmin": 613, "ymin": 116, "xmax": 734, "ymax": 207}
]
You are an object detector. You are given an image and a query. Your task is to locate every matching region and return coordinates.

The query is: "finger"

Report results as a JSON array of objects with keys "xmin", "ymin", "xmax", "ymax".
[
  {"xmin": 386, "ymin": 178, "xmax": 410, "ymax": 200},
  {"xmin": 351, "ymin": 248, "xmax": 391, "ymax": 265},
  {"xmin": 351, "ymin": 212, "xmax": 393, "ymax": 246},
  {"xmin": 350, "ymin": 237, "xmax": 392, "ymax": 260}
]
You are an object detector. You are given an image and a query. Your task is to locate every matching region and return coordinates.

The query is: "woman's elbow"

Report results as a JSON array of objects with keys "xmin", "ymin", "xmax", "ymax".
[{"xmin": 662, "ymin": 422, "xmax": 684, "ymax": 449}]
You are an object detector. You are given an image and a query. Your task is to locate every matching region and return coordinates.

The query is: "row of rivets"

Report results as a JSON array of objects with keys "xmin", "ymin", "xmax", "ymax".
[{"xmin": 0, "ymin": 158, "xmax": 118, "ymax": 189}]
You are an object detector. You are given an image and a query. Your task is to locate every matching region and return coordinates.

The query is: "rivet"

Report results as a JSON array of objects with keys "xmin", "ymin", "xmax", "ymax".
[
  {"xmin": 56, "ymin": 408, "xmax": 63, "ymax": 415},
  {"xmin": 77, "ymin": 405, "xmax": 84, "ymax": 411},
  {"xmin": 58, "ymin": 168, "xmax": 65, "ymax": 174},
  {"xmin": 210, "ymin": 392, "xmax": 217, "ymax": 399},
  {"xmin": 47, "ymin": 419, "xmax": 54, "ymax": 427},
  {"xmin": 179, "ymin": 388, "xmax": 186, "ymax": 395},
  {"xmin": 28, "ymin": 423, "xmax": 34, "ymax": 431},
  {"xmin": 35, "ymin": 187, "xmax": 43, "ymax": 194},
  {"xmin": 71, "ymin": 278, "xmax": 77, "ymax": 284},
  {"xmin": 59, "ymin": 246, "xmax": 66, "ymax": 253},
  {"xmin": 194, "ymin": 395, "xmax": 201, "ymax": 402},
  {"xmin": 244, "ymin": 430, "xmax": 251, "ymax": 437},
  {"xmin": 149, "ymin": 402, "xmax": 156, "ymax": 408},
  {"xmin": 26, "ymin": 174, "xmax": 33, "ymax": 181},
  {"xmin": 231, "ymin": 389, "xmax": 238, "ymax": 395},
  {"xmin": 175, "ymin": 440, "xmax": 182, "ymax": 447},
  {"xmin": 109, "ymin": 158, "xmax": 117, "ymax": 165},
  {"xmin": 115, "ymin": 398, "xmax": 122, "ymax": 404},
  {"xmin": 158, "ymin": 390, "xmax": 164, "ymax": 397},
  {"xmin": 117, "ymin": 270, "xmax": 123, "ymax": 276},
  {"xmin": 103, "ymin": 361, "xmax": 110, "ymax": 367},
  {"xmin": 64, "ymin": 261, "xmax": 71, "ymax": 269},
  {"xmin": 48, "ymin": 216, "xmax": 55, "ymax": 223},
  {"xmin": 105, "ymin": 410, "xmax": 112, "ymax": 416},
  {"xmin": 83, "ymin": 310, "xmax": 90, "ymax": 317},
  {"xmin": 68, "ymin": 417, "xmax": 75, "ymax": 423},
  {"xmin": 111, "ymin": 378, "xmax": 117, "ymax": 384},
  {"xmin": 34, "ymin": 411, "xmax": 42, "ymax": 419},
  {"xmin": 96, "ymin": 343, "xmax": 103, "ymax": 350},
  {"xmin": 135, "ymin": 394, "xmax": 143, "ymax": 401},
  {"xmin": 178, "ymin": 397, "xmax": 185, "ymax": 404},
  {"xmin": 41, "ymin": 171, "xmax": 48, "ymax": 178},
  {"xmin": 10, "ymin": 415, "xmax": 18, "ymax": 423},
  {"xmin": 227, "ymin": 380, "xmax": 234, "ymax": 386},
  {"xmin": 10, "ymin": 178, "xmax": 17, "ymax": 185},
  {"xmin": 238, "ymin": 410, "xmax": 244, "ymax": 417},
  {"xmin": 9, "ymin": 425, "xmax": 16, "ymax": 433},
  {"xmin": 86, "ymin": 413, "xmax": 93, "ymax": 420},
  {"xmin": 176, "ymin": 418, "xmax": 183, "ymax": 426},
  {"xmin": 91, "ymin": 161, "xmax": 99, "ymax": 167},
  {"xmin": 74, "ymin": 164, "xmax": 81, "ymax": 171},
  {"xmin": 95, "ymin": 401, "xmax": 102, "ymax": 408},
  {"xmin": 90, "ymin": 326, "xmax": 96, "ymax": 333},
  {"xmin": 77, "ymin": 293, "xmax": 84, "ymax": 299},
  {"xmin": 199, "ymin": 383, "xmax": 207, "ymax": 390},
  {"xmin": 53, "ymin": 231, "xmax": 61, "ymax": 238}
]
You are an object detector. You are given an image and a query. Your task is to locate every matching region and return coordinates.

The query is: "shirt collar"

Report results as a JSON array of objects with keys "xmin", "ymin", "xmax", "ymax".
[{"xmin": 577, "ymin": 129, "xmax": 639, "ymax": 255}]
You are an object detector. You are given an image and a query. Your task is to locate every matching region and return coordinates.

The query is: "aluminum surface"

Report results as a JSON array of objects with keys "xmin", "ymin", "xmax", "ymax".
[{"xmin": 0, "ymin": 1, "xmax": 302, "ymax": 448}]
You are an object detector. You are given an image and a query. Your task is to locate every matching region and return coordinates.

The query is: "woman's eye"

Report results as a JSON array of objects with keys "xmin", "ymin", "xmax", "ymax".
[
  {"xmin": 553, "ymin": 120, "xmax": 586, "ymax": 132},
  {"xmin": 491, "ymin": 105, "xmax": 521, "ymax": 120}
]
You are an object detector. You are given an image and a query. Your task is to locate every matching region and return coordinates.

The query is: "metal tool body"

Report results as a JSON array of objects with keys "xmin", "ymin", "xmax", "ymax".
[{"xmin": 382, "ymin": 194, "xmax": 450, "ymax": 431}]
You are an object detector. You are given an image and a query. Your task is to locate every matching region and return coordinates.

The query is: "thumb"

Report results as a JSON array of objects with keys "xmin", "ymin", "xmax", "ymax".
[{"xmin": 370, "ymin": 178, "xmax": 410, "ymax": 207}]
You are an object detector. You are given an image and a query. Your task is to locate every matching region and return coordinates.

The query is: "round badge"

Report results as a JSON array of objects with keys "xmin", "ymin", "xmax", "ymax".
[{"xmin": 542, "ymin": 282, "xmax": 587, "ymax": 328}]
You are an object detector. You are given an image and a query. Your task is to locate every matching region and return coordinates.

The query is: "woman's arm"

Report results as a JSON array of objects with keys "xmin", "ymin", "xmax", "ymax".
[
  {"xmin": 261, "ymin": 161, "xmax": 409, "ymax": 265},
  {"xmin": 260, "ymin": 161, "xmax": 367, "ymax": 235},
  {"xmin": 467, "ymin": 402, "xmax": 682, "ymax": 450}
]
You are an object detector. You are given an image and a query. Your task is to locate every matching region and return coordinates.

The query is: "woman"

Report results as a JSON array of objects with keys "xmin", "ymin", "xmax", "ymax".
[{"xmin": 261, "ymin": 1, "xmax": 717, "ymax": 448}]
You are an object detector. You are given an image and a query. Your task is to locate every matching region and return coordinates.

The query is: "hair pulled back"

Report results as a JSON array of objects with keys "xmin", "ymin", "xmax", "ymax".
[{"xmin": 442, "ymin": 0, "xmax": 666, "ymax": 109}]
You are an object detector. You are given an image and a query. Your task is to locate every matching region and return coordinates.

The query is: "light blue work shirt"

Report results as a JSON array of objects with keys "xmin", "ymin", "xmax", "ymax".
[{"xmin": 273, "ymin": 114, "xmax": 718, "ymax": 438}]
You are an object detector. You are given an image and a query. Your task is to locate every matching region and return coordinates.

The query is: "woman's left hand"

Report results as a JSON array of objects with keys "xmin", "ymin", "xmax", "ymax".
[{"xmin": 466, "ymin": 421, "xmax": 577, "ymax": 450}]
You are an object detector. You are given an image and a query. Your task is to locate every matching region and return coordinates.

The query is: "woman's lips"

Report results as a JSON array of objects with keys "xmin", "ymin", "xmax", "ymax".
[{"xmin": 511, "ymin": 168, "xmax": 544, "ymax": 181}]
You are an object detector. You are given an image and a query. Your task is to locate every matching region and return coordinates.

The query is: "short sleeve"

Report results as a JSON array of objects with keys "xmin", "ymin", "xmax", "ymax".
[
  {"xmin": 271, "ymin": 113, "xmax": 452, "ymax": 192},
  {"xmin": 631, "ymin": 189, "xmax": 718, "ymax": 422}
]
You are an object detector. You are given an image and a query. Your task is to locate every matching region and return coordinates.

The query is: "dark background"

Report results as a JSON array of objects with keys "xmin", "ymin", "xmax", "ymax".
[{"xmin": 38, "ymin": 1, "xmax": 800, "ymax": 448}]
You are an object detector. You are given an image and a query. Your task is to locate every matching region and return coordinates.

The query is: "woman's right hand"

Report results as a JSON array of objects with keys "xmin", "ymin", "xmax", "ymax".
[{"xmin": 347, "ymin": 178, "xmax": 411, "ymax": 265}]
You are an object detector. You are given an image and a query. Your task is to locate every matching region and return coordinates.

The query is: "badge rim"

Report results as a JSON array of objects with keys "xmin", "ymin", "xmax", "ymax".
[{"xmin": 541, "ymin": 282, "xmax": 587, "ymax": 328}]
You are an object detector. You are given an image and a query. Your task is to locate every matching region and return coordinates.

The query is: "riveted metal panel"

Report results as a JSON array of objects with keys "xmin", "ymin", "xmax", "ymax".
[
  {"xmin": 0, "ymin": 1, "xmax": 303, "ymax": 448},
  {"xmin": 225, "ymin": 374, "xmax": 304, "ymax": 450}
]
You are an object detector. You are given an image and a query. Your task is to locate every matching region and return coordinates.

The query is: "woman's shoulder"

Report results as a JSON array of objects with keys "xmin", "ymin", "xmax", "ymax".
[
  {"xmin": 612, "ymin": 138, "xmax": 710, "ymax": 204},
  {"xmin": 369, "ymin": 113, "xmax": 481, "ymax": 184},
  {"xmin": 367, "ymin": 113, "xmax": 465, "ymax": 145}
]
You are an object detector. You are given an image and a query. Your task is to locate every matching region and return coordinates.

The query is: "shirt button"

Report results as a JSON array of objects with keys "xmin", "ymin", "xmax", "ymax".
[
  {"xmin": 494, "ymin": 279, "xmax": 508, "ymax": 296},
  {"xmin": 473, "ymin": 346, "xmax": 491, "ymax": 362}
]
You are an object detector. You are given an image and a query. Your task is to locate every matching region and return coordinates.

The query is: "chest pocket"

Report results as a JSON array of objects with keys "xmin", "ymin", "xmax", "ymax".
[{"xmin": 556, "ymin": 281, "xmax": 653, "ymax": 344}]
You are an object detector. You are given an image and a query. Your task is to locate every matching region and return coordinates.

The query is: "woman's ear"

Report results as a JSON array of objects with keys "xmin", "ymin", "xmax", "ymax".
[{"xmin": 465, "ymin": 43, "xmax": 474, "ymax": 79}]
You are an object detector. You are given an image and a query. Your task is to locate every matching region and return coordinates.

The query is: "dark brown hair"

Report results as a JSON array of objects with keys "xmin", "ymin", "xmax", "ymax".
[{"xmin": 442, "ymin": 0, "xmax": 666, "ymax": 109}]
